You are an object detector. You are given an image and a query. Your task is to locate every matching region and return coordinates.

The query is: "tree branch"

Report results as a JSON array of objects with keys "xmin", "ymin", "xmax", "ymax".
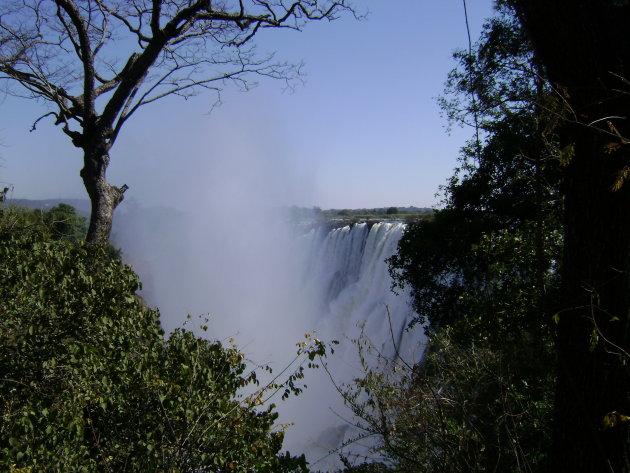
[{"xmin": 55, "ymin": 0, "xmax": 96, "ymax": 119}]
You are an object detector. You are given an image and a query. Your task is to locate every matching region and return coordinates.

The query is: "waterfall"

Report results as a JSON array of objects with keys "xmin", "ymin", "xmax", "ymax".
[
  {"xmin": 299, "ymin": 222, "xmax": 422, "ymax": 361},
  {"xmin": 281, "ymin": 222, "xmax": 426, "ymax": 469},
  {"xmin": 115, "ymin": 209, "xmax": 425, "ymax": 469}
]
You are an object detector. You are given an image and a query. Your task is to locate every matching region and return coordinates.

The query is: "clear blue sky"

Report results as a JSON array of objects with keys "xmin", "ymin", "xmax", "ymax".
[{"xmin": 0, "ymin": 0, "xmax": 495, "ymax": 211}]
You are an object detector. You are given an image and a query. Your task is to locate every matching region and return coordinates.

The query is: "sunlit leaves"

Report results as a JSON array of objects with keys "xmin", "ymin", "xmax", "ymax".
[{"xmin": 0, "ymin": 208, "xmax": 308, "ymax": 472}]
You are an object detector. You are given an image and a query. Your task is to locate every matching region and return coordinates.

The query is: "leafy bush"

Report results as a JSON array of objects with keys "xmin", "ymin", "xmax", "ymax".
[
  {"xmin": 0, "ymin": 208, "xmax": 307, "ymax": 472},
  {"xmin": 346, "ymin": 205, "xmax": 558, "ymax": 471},
  {"xmin": 42, "ymin": 203, "xmax": 88, "ymax": 242},
  {"xmin": 340, "ymin": 318, "xmax": 554, "ymax": 473}
]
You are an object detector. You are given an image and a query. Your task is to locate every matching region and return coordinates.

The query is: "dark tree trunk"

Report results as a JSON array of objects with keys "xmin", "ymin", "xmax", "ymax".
[
  {"xmin": 512, "ymin": 1, "xmax": 630, "ymax": 470},
  {"xmin": 555, "ymin": 118, "xmax": 630, "ymax": 472},
  {"xmin": 80, "ymin": 150, "xmax": 127, "ymax": 244}
]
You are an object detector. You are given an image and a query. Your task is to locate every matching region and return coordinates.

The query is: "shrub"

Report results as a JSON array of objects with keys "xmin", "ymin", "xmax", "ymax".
[{"xmin": 0, "ymin": 208, "xmax": 307, "ymax": 472}]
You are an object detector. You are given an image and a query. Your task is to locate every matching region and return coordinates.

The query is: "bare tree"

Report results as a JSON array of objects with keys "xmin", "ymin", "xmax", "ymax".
[{"xmin": 0, "ymin": 0, "xmax": 356, "ymax": 242}]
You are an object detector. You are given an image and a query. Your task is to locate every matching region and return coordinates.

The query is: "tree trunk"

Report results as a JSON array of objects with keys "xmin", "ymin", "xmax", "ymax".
[
  {"xmin": 554, "ymin": 117, "xmax": 630, "ymax": 472},
  {"xmin": 80, "ymin": 150, "xmax": 127, "ymax": 244},
  {"xmin": 511, "ymin": 1, "xmax": 630, "ymax": 470}
]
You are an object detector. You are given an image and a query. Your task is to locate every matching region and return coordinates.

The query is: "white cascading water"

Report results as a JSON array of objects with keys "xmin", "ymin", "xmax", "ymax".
[
  {"xmin": 299, "ymin": 222, "xmax": 423, "ymax": 363},
  {"xmin": 282, "ymin": 222, "xmax": 426, "ymax": 469}
]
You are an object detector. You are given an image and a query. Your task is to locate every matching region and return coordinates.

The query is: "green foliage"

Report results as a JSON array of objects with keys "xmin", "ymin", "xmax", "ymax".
[
  {"xmin": 341, "ymin": 221, "xmax": 557, "ymax": 472},
  {"xmin": 0, "ymin": 208, "xmax": 308, "ymax": 472},
  {"xmin": 389, "ymin": 4, "xmax": 562, "ymax": 332},
  {"xmin": 42, "ymin": 203, "xmax": 87, "ymax": 242},
  {"xmin": 456, "ymin": 222, "xmax": 562, "ymax": 340},
  {"xmin": 323, "ymin": 207, "xmax": 432, "ymax": 219},
  {"xmin": 5, "ymin": 203, "xmax": 121, "ymax": 259},
  {"xmin": 343, "ymin": 6, "xmax": 562, "ymax": 472},
  {"xmin": 440, "ymin": 1, "xmax": 539, "ymax": 131},
  {"xmin": 0, "ymin": 204, "xmax": 88, "ymax": 242},
  {"xmin": 340, "ymin": 322, "xmax": 553, "ymax": 473}
]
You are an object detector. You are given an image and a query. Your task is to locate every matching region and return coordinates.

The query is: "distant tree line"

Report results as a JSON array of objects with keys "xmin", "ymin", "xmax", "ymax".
[
  {"xmin": 328, "ymin": 206, "xmax": 432, "ymax": 217},
  {"xmin": 284, "ymin": 206, "xmax": 433, "ymax": 223}
]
